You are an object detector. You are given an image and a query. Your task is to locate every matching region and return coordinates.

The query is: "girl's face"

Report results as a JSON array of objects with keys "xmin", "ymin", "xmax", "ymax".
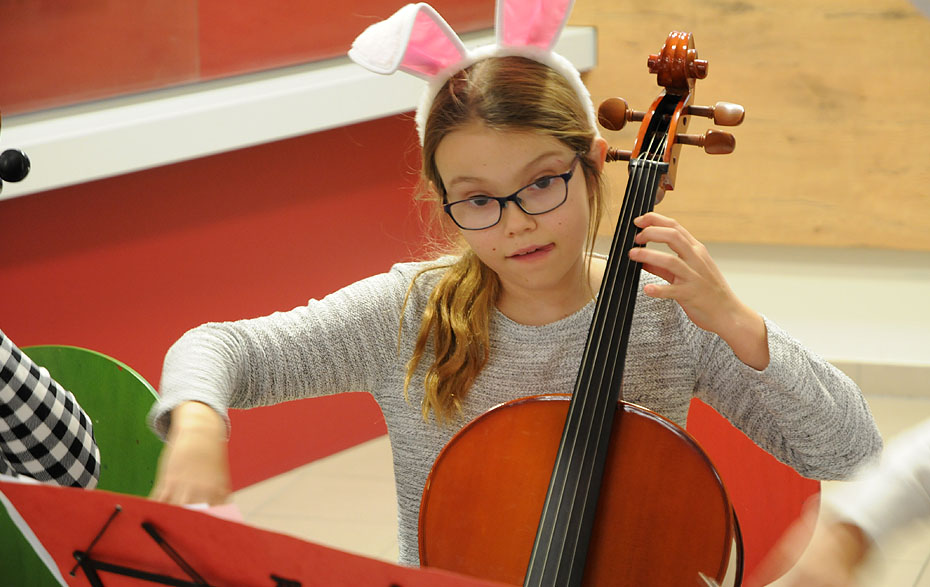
[{"xmin": 434, "ymin": 123, "xmax": 596, "ymax": 305}]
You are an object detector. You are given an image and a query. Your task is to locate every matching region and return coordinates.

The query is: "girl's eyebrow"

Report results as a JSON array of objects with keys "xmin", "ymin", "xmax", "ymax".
[{"xmin": 445, "ymin": 150, "xmax": 569, "ymax": 190}]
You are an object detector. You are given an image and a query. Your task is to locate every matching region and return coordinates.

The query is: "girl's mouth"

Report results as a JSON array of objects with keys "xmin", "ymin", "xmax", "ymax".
[{"xmin": 508, "ymin": 243, "xmax": 555, "ymax": 260}]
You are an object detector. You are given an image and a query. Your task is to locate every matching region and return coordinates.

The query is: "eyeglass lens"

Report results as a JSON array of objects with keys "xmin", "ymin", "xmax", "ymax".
[{"xmin": 446, "ymin": 164, "xmax": 574, "ymax": 230}]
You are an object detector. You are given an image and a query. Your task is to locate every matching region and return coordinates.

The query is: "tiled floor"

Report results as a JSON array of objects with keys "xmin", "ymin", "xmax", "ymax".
[
  {"xmin": 233, "ymin": 436, "xmax": 400, "ymax": 564},
  {"xmin": 232, "ymin": 380, "xmax": 930, "ymax": 586}
]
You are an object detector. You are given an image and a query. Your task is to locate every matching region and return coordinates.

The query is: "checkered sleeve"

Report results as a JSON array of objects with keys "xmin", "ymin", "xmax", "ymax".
[{"xmin": 0, "ymin": 330, "xmax": 101, "ymax": 488}]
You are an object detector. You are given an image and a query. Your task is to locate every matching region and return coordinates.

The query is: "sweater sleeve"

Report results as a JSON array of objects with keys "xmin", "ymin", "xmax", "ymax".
[
  {"xmin": 0, "ymin": 329, "xmax": 101, "ymax": 488},
  {"xmin": 148, "ymin": 262, "xmax": 425, "ymax": 439},
  {"xmin": 692, "ymin": 316, "xmax": 882, "ymax": 481}
]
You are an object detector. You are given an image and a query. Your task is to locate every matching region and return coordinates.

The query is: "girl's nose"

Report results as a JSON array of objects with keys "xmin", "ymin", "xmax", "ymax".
[{"xmin": 500, "ymin": 201, "xmax": 536, "ymax": 234}]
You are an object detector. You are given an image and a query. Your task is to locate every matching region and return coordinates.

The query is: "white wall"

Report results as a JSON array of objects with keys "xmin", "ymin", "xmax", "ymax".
[
  {"xmin": 597, "ymin": 238, "xmax": 930, "ymax": 396},
  {"xmin": 713, "ymin": 243, "xmax": 930, "ymax": 399},
  {"xmin": 712, "ymin": 243, "xmax": 930, "ymax": 367}
]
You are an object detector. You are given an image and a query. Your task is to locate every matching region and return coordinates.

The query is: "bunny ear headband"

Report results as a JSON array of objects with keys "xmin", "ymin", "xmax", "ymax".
[{"xmin": 348, "ymin": 0, "xmax": 597, "ymax": 144}]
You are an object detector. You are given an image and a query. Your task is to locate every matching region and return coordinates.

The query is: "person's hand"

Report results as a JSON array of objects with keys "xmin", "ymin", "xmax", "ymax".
[
  {"xmin": 629, "ymin": 212, "xmax": 769, "ymax": 370},
  {"xmin": 150, "ymin": 401, "xmax": 231, "ymax": 505},
  {"xmin": 765, "ymin": 504, "xmax": 870, "ymax": 587}
]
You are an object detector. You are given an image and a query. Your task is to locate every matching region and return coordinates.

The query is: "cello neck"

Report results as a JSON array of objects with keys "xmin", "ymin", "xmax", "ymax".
[{"xmin": 523, "ymin": 109, "xmax": 672, "ymax": 587}]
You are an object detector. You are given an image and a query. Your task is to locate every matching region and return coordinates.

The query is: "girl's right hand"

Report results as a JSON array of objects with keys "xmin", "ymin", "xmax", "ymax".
[{"xmin": 150, "ymin": 401, "xmax": 231, "ymax": 505}]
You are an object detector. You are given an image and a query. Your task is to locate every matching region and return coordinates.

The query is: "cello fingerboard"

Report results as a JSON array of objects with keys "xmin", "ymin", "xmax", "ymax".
[{"xmin": 524, "ymin": 97, "xmax": 677, "ymax": 587}]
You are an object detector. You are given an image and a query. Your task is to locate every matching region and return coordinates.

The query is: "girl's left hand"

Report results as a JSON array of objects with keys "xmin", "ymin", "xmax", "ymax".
[{"xmin": 628, "ymin": 212, "xmax": 769, "ymax": 370}]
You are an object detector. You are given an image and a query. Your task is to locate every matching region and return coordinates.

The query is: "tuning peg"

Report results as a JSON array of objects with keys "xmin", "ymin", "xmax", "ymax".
[
  {"xmin": 677, "ymin": 130, "xmax": 736, "ymax": 154},
  {"xmin": 605, "ymin": 147, "xmax": 632, "ymax": 162},
  {"xmin": 597, "ymin": 98, "xmax": 646, "ymax": 132},
  {"xmin": 686, "ymin": 102, "xmax": 744, "ymax": 126}
]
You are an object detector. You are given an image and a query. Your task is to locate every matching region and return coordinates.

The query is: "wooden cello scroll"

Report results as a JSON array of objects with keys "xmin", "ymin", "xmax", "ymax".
[{"xmin": 419, "ymin": 32, "xmax": 744, "ymax": 586}]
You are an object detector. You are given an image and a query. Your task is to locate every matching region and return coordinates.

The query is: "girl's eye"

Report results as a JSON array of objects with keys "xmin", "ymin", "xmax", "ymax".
[
  {"xmin": 530, "ymin": 176, "xmax": 555, "ymax": 190},
  {"xmin": 466, "ymin": 196, "xmax": 493, "ymax": 208}
]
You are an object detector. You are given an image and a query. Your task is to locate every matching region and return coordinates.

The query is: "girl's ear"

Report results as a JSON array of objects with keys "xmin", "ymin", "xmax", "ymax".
[{"xmin": 589, "ymin": 136, "xmax": 608, "ymax": 172}]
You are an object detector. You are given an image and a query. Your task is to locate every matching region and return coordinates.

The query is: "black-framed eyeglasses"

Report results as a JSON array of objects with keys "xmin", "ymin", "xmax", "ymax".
[{"xmin": 442, "ymin": 155, "xmax": 581, "ymax": 231}]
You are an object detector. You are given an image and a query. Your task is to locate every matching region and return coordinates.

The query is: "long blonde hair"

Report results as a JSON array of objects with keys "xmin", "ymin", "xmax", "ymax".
[{"xmin": 403, "ymin": 56, "xmax": 607, "ymax": 423}]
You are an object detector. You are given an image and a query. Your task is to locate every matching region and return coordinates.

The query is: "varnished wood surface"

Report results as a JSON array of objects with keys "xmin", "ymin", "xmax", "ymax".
[
  {"xmin": 571, "ymin": 0, "xmax": 930, "ymax": 251},
  {"xmin": 419, "ymin": 396, "xmax": 734, "ymax": 585}
]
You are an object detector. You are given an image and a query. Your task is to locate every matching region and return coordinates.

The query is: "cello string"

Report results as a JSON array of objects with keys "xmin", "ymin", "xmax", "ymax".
[
  {"xmin": 547, "ymin": 125, "xmax": 669, "ymax": 580},
  {"xmin": 532, "ymin": 166, "xmax": 640, "ymax": 578},
  {"xmin": 594, "ymin": 128, "xmax": 664, "ymax": 418},
  {"xmin": 529, "ymin": 158, "xmax": 644, "ymax": 581},
  {"xmin": 586, "ymin": 123, "xmax": 664, "ymax": 399},
  {"xmin": 605, "ymin": 132, "xmax": 664, "ymax": 385},
  {"xmin": 558, "ymin": 127, "xmax": 668, "ymax": 578},
  {"xmin": 609, "ymin": 127, "xmax": 667, "ymax": 391},
  {"xmin": 528, "ymin": 108, "xmax": 673, "ymax": 583},
  {"xmin": 551, "ymin": 144, "xmax": 650, "ymax": 476},
  {"xmin": 606, "ymin": 131, "xmax": 665, "ymax": 388},
  {"xmin": 581, "ymin": 131, "xmax": 663, "ymax": 490},
  {"xmin": 590, "ymin": 135, "xmax": 664, "ymax": 468}
]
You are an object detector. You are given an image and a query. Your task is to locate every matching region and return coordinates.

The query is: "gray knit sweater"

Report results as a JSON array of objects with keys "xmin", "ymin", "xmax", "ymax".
[{"xmin": 149, "ymin": 258, "xmax": 881, "ymax": 566}]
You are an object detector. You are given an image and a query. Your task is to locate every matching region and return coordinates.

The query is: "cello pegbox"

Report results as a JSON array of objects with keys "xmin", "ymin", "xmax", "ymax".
[{"xmin": 686, "ymin": 102, "xmax": 745, "ymax": 127}]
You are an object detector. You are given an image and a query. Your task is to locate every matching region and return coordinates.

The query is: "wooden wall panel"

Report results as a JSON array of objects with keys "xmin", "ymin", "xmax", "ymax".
[{"xmin": 571, "ymin": 0, "xmax": 930, "ymax": 251}]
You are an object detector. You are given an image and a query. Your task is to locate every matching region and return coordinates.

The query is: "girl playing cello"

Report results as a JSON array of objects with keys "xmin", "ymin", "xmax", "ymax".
[{"xmin": 149, "ymin": 0, "xmax": 881, "ymax": 573}]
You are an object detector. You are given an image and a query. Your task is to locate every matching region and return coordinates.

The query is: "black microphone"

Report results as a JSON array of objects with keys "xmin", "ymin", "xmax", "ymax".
[{"xmin": 0, "ymin": 149, "xmax": 30, "ymax": 182}]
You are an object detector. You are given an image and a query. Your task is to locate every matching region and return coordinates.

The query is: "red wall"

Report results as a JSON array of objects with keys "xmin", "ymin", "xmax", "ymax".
[
  {"xmin": 199, "ymin": 0, "xmax": 495, "ymax": 79},
  {"xmin": 0, "ymin": 0, "xmax": 494, "ymax": 115},
  {"xmin": 0, "ymin": 115, "xmax": 431, "ymax": 489}
]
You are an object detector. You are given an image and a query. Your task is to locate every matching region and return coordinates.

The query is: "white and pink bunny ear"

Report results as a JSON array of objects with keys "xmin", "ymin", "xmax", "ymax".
[
  {"xmin": 497, "ymin": 0, "xmax": 574, "ymax": 51},
  {"xmin": 490, "ymin": 0, "xmax": 596, "ymax": 135},
  {"xmin": 348, "ymin": 3, "xmax": 468, "ymax": 80},
  {"xmin": 349, "ymin": 0, "xmax": 597, "ymax": 144}
]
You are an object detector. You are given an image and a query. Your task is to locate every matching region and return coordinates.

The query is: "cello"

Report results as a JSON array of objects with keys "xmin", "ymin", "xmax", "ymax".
[{"xmin": 419, "ymin": 32, "xmax": 746, "ymax": 586}]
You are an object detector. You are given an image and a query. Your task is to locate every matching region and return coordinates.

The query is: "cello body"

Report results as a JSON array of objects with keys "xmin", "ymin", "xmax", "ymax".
[{"xmin": 419, "ymin": 395, "xmax": 735, "ymax": 585}]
